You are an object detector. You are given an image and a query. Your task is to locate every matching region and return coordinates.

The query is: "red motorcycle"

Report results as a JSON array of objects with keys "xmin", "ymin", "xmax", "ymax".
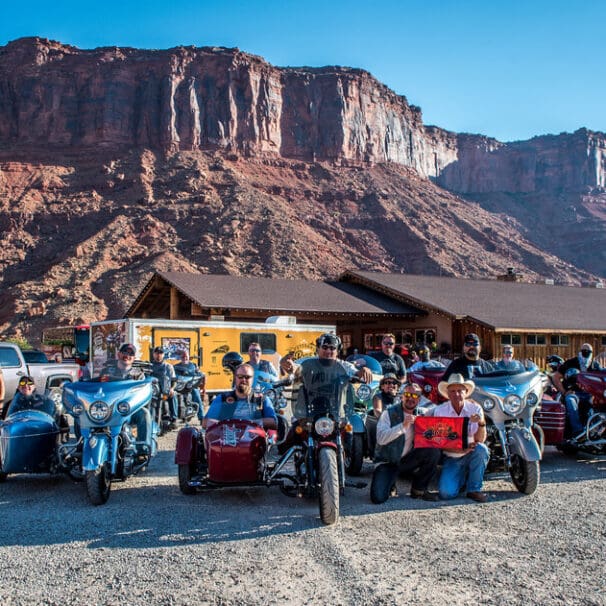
[
  {"xmin": 534, "ymin": 368, "xmax": 606, "ymax": 455},
  {"xmin": 408, "ymin": 361, "xmax": 447, "ymax": 404}
]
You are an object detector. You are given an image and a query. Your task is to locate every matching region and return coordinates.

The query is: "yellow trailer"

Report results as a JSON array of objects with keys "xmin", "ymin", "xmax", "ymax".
[{"xmin": 89, "ymin": 317, "xmax": 334, "ymax": 393}]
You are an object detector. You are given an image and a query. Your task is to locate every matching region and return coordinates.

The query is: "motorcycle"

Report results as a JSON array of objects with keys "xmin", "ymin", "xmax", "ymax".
[
  {"xmin": 470, "ymin": 361, "xmax": 543, "ymax": 494},
  {"xmin": 253, "ymin": 370, "xmax": 290, "ymax": 442},
  {"xmin": 62, "ymin": 377, "xmax": 159, "ymax": 505},
  {"xmin": 408, "ymin": 360, "xmax": 448, "ymax": 404},
  {"xmin": 344, "ymin": 354, "xmax": 382, "ymax": 474},
  {"xmin": 535, "ymin": 367, "xmax": 606, "ymax": 455},
  {"xmin": 0, "ymin": 388, "xmax": 78, "ymax": 482},
  {"xmin": 174, "ymin": 371, "xmax": 203, "ymax": 424}
]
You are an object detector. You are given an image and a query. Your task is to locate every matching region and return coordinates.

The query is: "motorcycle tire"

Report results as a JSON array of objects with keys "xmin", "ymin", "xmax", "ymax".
[
  {"xmin": 0, "ymin": 454, "xmax": 7, "ymax": 482},
  {"xmin": 318, "ymin": 448, "xmax": 339, "ymax": 525},
  {"xmin": 86, "ymin": 463, "xmax": 111, "ymax": 505},
  {"xmin": 509, "ymin": 454, "xmax": 540, "ymax": 495},
  {"xmin": 344, "ymin": 433, "xmax": 364, "ymax": 476},
  {"xmin": 178, "ymin": 464, "xmax": 197, "ymax": 495}
]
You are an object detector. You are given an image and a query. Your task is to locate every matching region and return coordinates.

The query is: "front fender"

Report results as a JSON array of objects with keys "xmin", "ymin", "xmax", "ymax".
[
  {"xmin": 175, "ymin": 426, "xmax": 202, "ymax": 465},
  {"xmin": 508, "ymin": 426, "xmax": 542, "ymax": 462},
  {"xmin": 348, "ymin": 412, "xmax": 366, "ymax": 434},
  {"xmin": 81, "ymin": 433, "xmax": 111, "ymax": 471}
]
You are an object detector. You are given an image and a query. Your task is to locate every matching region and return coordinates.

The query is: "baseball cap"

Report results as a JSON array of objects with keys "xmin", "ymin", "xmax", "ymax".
[
  {"xmin": 152, "ymin": 346, "xmax": 165, "ymax": 354},
  {"xmin": 464, "ymin": 333, "xmax": 480, "ymax": 345},
  {"xmin": 119, "ymin": 343, "xmax": 136, "ymax": 356}
]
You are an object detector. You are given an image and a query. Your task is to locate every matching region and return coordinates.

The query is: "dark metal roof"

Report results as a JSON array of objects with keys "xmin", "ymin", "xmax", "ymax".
[
  {"xmin": 136, "ymin": 272, "xmax": 423, "ymax": 316},
  {"xmin": 343, "ymin": 271, "xmax": 606, "ymax": 332}
]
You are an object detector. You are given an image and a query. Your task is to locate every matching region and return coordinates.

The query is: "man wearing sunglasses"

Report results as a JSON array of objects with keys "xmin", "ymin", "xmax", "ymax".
[
  {"xmin": 443, "ymin": 333, "xmax": 492, "ymax": 380},
  {"xmin": 204, "ymin": 363, "xmax": 277, "ymax": 429},
  {"xmin": 366, "ymin": 373, "xmax": 401, "ymax": 456},
  {"xmin": 246, "ymin": 342, "xmax": 279, "ymax": 387},
  {"xmin": 371, "ymin": 382, "xmax": 440, "ymax": 503},
  {"xmin": 369, "ymin": 334, "xmax": 407, "ymax": 382},
  {"xmin": 6, "ymin": 376, "xmax": 55, "ymax": 417}
]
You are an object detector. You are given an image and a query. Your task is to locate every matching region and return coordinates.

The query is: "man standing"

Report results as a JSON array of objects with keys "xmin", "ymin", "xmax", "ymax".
[
  {"xmin": 552, "ymin": 343, "xmax": 596, "ymax": 441},
  {"xmin": 370, "ymin": 382, "xmax": 440, "ymax": 503},
  {"xmin": 151, "ymin": 346, "xmax": 178, "ymax": 429},
  {"xmin": 246, "ymin": 342, "xmax": 279, "ymax": 386},
  {"xmin": 443, "ymin": 333, "xmax": 493, "ymax": 380},
  {"xmin": 204, "ymin": 363, "xmax": 277, "ymax": 429},
  {"xmin": 432, "ymin": 374, "xmax": 489, "ymax": 502},
  {"xmin": 369, "ymin": 334, "xmax": 407, "ymax": 381}
]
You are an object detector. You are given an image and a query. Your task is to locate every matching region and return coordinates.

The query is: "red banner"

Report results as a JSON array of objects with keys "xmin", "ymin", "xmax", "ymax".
[{"xmin": 414, "ymin": 416, "xmax": 469, "ymax": 449}]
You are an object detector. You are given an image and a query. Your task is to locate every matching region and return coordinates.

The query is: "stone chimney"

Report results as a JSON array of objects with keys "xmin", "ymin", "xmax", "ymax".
[{"xmin": 497, "ymin": 267, "xmax": 524, "ymax": 282}]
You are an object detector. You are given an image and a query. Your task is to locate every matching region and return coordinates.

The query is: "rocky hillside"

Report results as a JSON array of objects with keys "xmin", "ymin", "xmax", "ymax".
[{"xmin": 0, "ymin": 37, "xmax": 604, "ymax": 342}]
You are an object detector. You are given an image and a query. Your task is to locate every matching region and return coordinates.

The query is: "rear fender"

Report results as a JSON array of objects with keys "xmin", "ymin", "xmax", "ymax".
[
  {"xmin": 175, "ymin": 426, "xmax": 202, "ymax": 465},
  {"xmin": 508, "ymin": 426, "xmax": 542, "ymax": 462}
]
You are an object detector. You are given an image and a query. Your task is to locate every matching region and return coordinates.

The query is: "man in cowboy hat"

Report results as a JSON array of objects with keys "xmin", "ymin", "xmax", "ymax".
[
  {"xmin": 443, "ymin": 333, "xmax": 493, "ymax": 380},
  {"xmin": 371, "ymin": 382, "xmax": 441, "ymax": 503},
  {"xmin": 431, "ymin": 373, "xmax": 490, "ymax": 503}
]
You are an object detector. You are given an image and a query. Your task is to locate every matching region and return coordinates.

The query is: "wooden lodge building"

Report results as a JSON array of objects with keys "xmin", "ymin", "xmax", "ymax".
[{"xmin": 126, "ymin": 270, "xmax": 606, "ymax": 366}]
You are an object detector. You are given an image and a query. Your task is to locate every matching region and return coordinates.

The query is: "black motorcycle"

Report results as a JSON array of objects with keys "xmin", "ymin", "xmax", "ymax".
[{"xmin": 174, "ymin": 371, "xmax": 203, "ymax": 424}]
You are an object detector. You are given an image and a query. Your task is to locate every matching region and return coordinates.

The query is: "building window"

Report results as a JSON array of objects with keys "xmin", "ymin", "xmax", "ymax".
[
  {"xmin": 526, "ymin": 334, "xmax": 546, "ymax": 346},
  {"xmin": 550, "ymin": 335, "xmax": 570, "ymax": 346},
  {"xmin": 340, "ymin": 333, "xmax": 352, "ymax": 354},
  {"xmin": 240, "ymin": 333, "xmax": 277, "ymax": 354},
  {"xmin": 501, "ymin": 334, "xmax": 522, "ymax": 345},
  {"xmin": 602, "ymin": 336, "xmax": 606, "ymax": 346},
  {"xmin": 415, "ymin": 328, "xmax": 437, "ymax": 346}
]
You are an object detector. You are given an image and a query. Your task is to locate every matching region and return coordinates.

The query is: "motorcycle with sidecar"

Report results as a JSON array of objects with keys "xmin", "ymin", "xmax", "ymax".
[
  {"xmin": 62, "ymin": 377, "xmax": 159, "ymax": 505},
  {"xmin": 534, "ymin": 366, "xmax": 606, "ymax": 455},
  {"xmin": 0, "ymin": 389, "xmax": 80, "ymax": 482},
  {"xmin": 408, "ymin": 361, "xmax": 448, "ymax": 404},
  {"xmin": 470, "ymin": 361, "xmax": 544, "ymax": 494}
]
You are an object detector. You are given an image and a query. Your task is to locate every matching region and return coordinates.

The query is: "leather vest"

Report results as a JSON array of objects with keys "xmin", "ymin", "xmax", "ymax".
[{"xmin": 374, "ymin": 404, "xmax": 406, "ymax": 464}]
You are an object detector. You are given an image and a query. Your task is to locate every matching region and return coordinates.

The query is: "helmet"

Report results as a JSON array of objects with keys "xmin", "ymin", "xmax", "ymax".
[
  {"xmin": 222, "ymin": 352, "xmax": 244, "ymax": 373},
  {"xmin": 564, "ymin": 368, "xmax": 580, "ymax": 383},
  {"xmin": 546, "ymin": 355, "xmax": 564, "ymax": 372},
  {"xmin": 316, "ymin": 333, "xmax": 342, "ymax": 350}
]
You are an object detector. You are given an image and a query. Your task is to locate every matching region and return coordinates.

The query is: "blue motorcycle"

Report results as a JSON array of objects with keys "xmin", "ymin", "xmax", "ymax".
[{"xmin": 62, "ymin": 377, "xmax": 158, "ymax": 505}]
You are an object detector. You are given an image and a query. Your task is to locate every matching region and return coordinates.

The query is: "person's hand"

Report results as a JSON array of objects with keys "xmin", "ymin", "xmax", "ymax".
[
  {"xmin": 403, "ymin": 413, "xmax": 416, "ymax": 430},
  {"xmin": 470, "ymin": 413, "xmax": 482, "ymax": 423},
  {"xmin": 357, "ymin": 367, "xmax": 373, "ymax": 383}
]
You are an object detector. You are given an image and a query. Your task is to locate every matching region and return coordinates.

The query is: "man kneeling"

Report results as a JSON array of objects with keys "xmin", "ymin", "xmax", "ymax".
[{"xmin": 370, "ymin": 382, "xmax": 440, "ymax": 503}]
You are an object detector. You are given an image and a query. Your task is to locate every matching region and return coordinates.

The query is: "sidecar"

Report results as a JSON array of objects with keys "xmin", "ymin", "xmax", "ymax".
[
  {"xmin": 175, "ymin": 419, "xmax": 281, "ymax": 494},
  {"xmin": 408, "ymin": 364, "xmax": 448, "ymax": 404},
  {"xmin": 0, "ymin": 399, "xmax": 72, "ymax": 480}
]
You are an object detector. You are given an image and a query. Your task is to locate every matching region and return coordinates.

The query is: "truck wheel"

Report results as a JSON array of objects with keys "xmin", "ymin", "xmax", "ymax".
[
  {"xmin": 86, "ymin": 463, "xmax": 111, "ymax": 505},
  {"xmin": 318, "ymin": 448, "xmax": 339, "ymax": 525},
  {"xmin": 510, "ymin": 455, "xmax": 540, "ymax": 495},
  {"xmin": 178, "ymin": 464, "xmax": 197, "ymax": 495},
  {"xmin": 344, "ymin": 433, "xmax": 364, "ymax": 476}
]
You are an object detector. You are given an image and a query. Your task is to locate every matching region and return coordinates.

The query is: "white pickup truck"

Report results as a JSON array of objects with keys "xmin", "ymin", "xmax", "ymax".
[{"xmin": 0, "ymin": 342, "xmax": 80, "ymax": 412}]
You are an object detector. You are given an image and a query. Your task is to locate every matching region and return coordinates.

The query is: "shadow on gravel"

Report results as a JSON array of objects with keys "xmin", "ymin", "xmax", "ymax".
[{"xmin": 1, "ymin": 446, "xmax": 603, "ymax": 548}]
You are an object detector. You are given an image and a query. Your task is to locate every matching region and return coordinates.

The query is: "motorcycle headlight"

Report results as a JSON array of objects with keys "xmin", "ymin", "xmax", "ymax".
[
  {"xmin": 356, "ymin": 384, "xmax": 372, "ymax": 400},
  {"xmin": 525, "ymin": 392, "xmax": 539, "ymax": 407},
  {"xmin": 481, "ymin": 397, "xmax": 496, "ymax": 411},
  {"xmin": 424, "ymin": 384, "xmax": 432, "ymax": 393},
  {"xmin": 503, "ymin": 395, "xmax": 523, "ymax": 415},
  {"xmin": 314, "ymin": 417, "xmax": 335, "ymax": 437},
  {"xmin": 89, "ymin": 401, "xmax": 111, "ymax": 421},
  {"xmin": 117, "ymin": 400, "xmax": 131, "ymax": 415}
]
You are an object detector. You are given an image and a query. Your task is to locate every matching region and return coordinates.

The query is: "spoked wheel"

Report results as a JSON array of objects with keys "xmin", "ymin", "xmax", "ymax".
[
  {"xmin": 318, "ymin": 448, "xmax": 339, "ymax": 525},
  {"xmin": 509, "ymin": 454, "xmax": 540, "ymax": 495},
  {"xmin": 86, "ymin": 463, "xmax": 112, "ymax": 505},
  {"xmin": 344, "ymin": 433, "xmax": 364, "ymax": 476},
  {"xmin": 178, "ymin": 464, "xmax": 197, "ymax": 495}
]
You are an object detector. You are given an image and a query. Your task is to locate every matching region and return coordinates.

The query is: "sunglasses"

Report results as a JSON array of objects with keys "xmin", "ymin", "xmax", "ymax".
[
  {"xmin": 321, "ymin": 345, "xmax": 336, "ymax": 350},
  {"xmin": 19, "ymin": 379, "xmax": 35, "ymax": 386},
  {"xmin": 249, "ymin": 349, "xmax": 261, "ymax": 353},
  {"xmin": 383, "ymin": 341, "xmax": 395, "ymax": 346},
  {"xmin": 236, "ymin": 374, "xmax": 254, "ymax": 380},
  {"xmin": 464, "ymin": 342, "xmax": 479, "ymax": 347},
  {"xmin": 403, "ymin": 392, "xmax": 420, "ymax": 400},
  {"xmin": 382, "ymin": 381, "xmax": 399, "ymax": 386}
]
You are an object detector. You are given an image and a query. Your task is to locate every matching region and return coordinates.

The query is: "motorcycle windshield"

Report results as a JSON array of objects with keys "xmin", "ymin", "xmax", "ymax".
[
  {"xmin": 294, "ymin": 364, "xmax": 353, "ymax": 419},
  {"xmin": 478, "ymin": 360, "xmax": 533, "ymax": 377},
  {"xmin": 345, "ymin": 354, "xmax": 383, "ymax": 376}
]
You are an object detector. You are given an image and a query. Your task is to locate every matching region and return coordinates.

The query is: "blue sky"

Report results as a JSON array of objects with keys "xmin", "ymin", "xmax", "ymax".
[{"xmin": 2, "ymin": 0, "xmax": 604, "ymax": 142}]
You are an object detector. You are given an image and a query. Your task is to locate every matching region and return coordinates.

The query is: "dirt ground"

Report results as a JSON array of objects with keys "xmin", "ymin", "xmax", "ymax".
[{"xmin": 0, "ymin": 430, "xmax": 604, "ymax": 606}]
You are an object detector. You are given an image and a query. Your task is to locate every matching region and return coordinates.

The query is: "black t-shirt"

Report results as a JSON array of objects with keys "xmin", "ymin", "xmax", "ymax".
[
  {"xmin": 369, "ymin": 352, "xmax": 407, "ymax": 380},
  {"xmin": 443, "ymin": 356, "xmax": 493, "ymax": 380}
]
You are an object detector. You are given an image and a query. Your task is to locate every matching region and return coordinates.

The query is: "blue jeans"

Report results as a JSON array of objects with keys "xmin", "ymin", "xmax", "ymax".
[
  {"xmin": 439, "ymin": 443, "xmax": 490, "ymax": 499},
  {"xmin": 564, "ymin": 392, "xmax": 591, "ymax": 436},
  {"xmin": 191, "ymin": 388, "xmax": 204, "ymax": 420}
]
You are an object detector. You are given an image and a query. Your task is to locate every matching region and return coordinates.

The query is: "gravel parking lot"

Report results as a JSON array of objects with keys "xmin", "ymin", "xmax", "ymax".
[{"xmin": 0, "ymin": 429, "xmax": 604, "ymax": 606}]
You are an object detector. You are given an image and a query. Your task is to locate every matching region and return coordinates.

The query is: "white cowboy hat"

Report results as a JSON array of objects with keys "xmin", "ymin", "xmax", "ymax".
[{"xmin": 438, "ymin": 373, "xmax": 475, "ymax": 399}]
